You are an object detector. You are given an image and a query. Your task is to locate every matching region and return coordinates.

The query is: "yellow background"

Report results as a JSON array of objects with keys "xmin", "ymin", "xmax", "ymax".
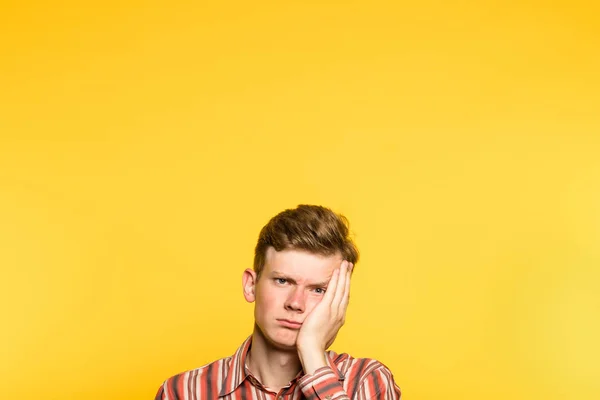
[{"xmin": 1, "ymin": 1, "xmax": 599, "ymax": 399}]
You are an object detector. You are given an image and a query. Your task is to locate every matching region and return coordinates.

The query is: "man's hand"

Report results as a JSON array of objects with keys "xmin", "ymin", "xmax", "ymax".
[{"xmin": 296, "ymin": 260, "xmax": 353, "ymax": 375}]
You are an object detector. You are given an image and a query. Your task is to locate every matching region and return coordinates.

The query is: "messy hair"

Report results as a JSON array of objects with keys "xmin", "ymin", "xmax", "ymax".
[{"xmin": 253, "ymin": 204, "xmax": 359, "ymax": 278}]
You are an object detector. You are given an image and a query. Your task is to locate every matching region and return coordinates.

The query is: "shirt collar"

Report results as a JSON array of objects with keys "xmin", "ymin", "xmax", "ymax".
[
  {"xmin": 219, "ymin": 336, "xmax": 252, "ymax": 397},
  {"xmin": 218, "ymin": 336, "xmax": 345, "ymax": 397},
  {"xmin": 326, "ymin": 352, "xmax": 346, "ymax": 381}
]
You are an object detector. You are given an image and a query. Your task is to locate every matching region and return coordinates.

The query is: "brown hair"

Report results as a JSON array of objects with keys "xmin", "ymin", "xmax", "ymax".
[{"xmin": 253, "ymin": 204, "xmax": 359, "ymax": 278}]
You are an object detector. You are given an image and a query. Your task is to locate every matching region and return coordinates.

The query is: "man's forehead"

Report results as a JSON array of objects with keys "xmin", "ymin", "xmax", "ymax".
[
  {"xmin": 264, "ymin": 247, "xmax": 342, "ymax": 277},
  {"xmin": 264, "ymin": 246, "xmax": 342, "ymax": 262}
]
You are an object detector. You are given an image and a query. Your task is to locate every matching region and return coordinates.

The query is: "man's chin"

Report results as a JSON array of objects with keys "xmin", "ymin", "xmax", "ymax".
[{"xmin": 254, "ymin": 323, "xmax": 299, "ymax": 351}]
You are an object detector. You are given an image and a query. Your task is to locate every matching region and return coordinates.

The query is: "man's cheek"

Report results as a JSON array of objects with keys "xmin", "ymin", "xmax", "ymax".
[
  {"xmin": 257, "ymin": 291, "xmax": 277, "ymax": 309},
  {"xmin": 305, "ymin": 297, "xmax": 322, "ymax": 314}
]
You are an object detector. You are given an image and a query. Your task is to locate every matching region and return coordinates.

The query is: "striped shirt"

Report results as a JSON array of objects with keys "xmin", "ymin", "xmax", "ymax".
[{"xmin": 155, "ymin": 336, "xmax": 401, "ymax": 400}]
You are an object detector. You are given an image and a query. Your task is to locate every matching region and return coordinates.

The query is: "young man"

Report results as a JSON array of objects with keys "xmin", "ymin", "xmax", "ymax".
[{"xmin": 155, "ymin": 205, "xmax": 401, "ymax": 399}]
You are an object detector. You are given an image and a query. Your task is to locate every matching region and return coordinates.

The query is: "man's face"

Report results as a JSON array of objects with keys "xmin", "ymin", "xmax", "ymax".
[{"xmin": 244, "ymin": 247, "xmax": 342, "ymax": 350}]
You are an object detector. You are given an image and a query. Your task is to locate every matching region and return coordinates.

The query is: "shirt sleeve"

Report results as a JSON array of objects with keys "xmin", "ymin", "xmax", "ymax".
[
  {"xmin": 297, "ymin": 363, "xmax": 401, "ymax": 400},
  {"xmin": 357, "ymin": 363, "xmax": 402, "ymax": 399},
  {"xmin": 298, "ymin": 366, "xmax": 348, "ymax": 400}
]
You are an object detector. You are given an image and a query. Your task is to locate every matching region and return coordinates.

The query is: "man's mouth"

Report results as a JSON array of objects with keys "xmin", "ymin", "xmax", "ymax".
[{"xmin": 277, "ymin": 319, "xmax": 302, "ymax": 329}]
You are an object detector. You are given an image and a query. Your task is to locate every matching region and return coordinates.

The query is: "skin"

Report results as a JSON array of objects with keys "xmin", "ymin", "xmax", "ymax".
[{"xmin": 242, "ymin": 247, "xmax": 353, "ymax": 391}]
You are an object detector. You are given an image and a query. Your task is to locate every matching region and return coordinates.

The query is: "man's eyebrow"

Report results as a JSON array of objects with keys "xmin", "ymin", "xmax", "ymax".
[
  {"xmin": 270, "ymin": 271, "xmax": 329, "ymax": 287},
  {"xmin": 309, "ymin": 280, "xmax": 330, "ymax": 288}
]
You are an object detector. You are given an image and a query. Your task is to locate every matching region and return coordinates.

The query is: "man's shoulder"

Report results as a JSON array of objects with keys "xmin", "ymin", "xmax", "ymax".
[
  {"xmin": 326, "ymin": 350, "xmax": 394, "ymax": 378},
  {"xmin": 167, "ymin": 354, "xmax": 233, "ymax": 380},
  {"xmin": 155, "ymin": 355, "xmax": 233, "ymax": 399},
  {"xmin": 326, "ymin": 350, "xmax": 401, "ymax": 398}
]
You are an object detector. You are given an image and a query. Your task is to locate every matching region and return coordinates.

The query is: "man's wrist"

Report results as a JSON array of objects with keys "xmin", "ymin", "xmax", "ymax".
[{"xmin": 298, "ymin": 345, "xmax": 328, "ymax": 375}]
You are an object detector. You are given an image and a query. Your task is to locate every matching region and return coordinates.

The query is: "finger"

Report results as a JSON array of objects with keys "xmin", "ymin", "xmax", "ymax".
[
  {"xmin": 326, "ymin": 332, "xmax": 338, "ymax": 349},
  {"xmin": 322, "ymin": 268, "xmax": 339, "ymax": 304},
  {"xmin": 331, "ymin": 261, "xmax": 348, "ymax": 311},
  {"xmin": 339, "ymin": 262, "xmax": 352, "ymax": 315}
]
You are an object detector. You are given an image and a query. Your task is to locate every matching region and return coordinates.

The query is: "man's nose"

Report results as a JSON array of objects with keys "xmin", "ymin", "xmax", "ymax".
[{"xmin": 284, "ymin": 287, "xmax": 305, "ymax": 312}]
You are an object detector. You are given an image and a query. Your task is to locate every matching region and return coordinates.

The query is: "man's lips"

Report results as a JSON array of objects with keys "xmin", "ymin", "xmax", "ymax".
[{"xmin": 277, "ymin": 319, "xmax": 303, "ymax": 329}]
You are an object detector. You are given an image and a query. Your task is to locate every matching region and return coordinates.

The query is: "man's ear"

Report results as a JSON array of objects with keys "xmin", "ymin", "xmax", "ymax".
[{"xmin": 242, "ymin": 268, "xmax": 257, "ymax": 303}]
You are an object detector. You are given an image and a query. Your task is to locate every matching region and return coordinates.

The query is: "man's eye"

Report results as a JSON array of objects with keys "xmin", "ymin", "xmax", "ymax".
[
  {"xmin": 276, "ymin": 278, "xmax": 287, "ymax": 285},
  {"xmin": 314, "ymin": 288, "xmax": 326, "ymax": 294}
]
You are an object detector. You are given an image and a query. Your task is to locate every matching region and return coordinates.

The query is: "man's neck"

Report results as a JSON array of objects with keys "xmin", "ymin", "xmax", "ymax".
[{"xmin": 246, "ymin": 329, "xmax": 303, "ymax": 391}]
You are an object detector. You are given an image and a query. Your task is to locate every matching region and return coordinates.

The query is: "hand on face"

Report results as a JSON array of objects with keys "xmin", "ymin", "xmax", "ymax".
[{"xmin": 295, "ymin": 260, "xmax": 353, "ymax": 353}]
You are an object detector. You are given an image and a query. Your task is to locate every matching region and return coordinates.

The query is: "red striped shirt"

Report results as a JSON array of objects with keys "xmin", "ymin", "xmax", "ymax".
[{"xmin": 155, "ymin": 336, "xmax": 401, "ymax": 399}]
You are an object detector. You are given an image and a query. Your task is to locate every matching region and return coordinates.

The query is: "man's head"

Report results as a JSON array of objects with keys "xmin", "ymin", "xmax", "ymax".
[{"xmin": 242, "ymin": 205, "xmax": 359, "ymax": 350}]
